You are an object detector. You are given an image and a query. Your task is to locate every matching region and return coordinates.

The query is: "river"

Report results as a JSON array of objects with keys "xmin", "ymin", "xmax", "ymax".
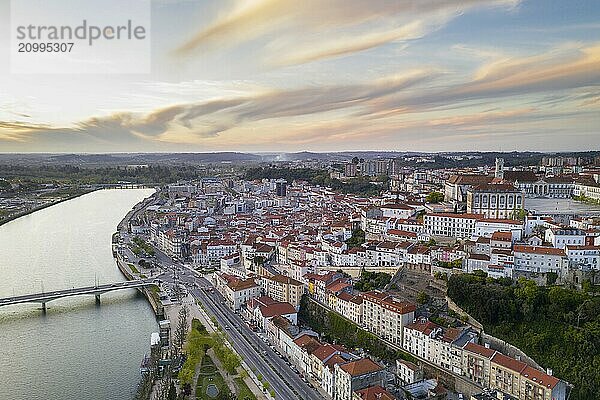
[{"xmin": 0, "ymin": 189, "xmax": 158, "ymax": 400}]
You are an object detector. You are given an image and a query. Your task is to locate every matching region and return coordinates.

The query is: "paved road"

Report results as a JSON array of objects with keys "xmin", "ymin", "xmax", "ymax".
[
  {"xmin": 147, "ymin": 253, "xmax": 322, "ymax": 399},
  {"xmin": 190, "ymin": 277, "xmax": 322, "ymax": 400},
  {"xmin": 121, "ymin": 196, "xmax": 321, "ymax": 399}
]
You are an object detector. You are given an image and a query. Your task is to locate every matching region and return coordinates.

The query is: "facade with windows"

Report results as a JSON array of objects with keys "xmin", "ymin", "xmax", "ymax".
[{"xmin": 467, "ymin": 184, "xmax": 524, "ymax": 219}]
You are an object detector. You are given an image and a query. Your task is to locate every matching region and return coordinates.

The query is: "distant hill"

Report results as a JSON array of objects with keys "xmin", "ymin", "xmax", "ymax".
[{"xmin": 0, "ymin": 151, "xmax": 598, "ymax": 167}]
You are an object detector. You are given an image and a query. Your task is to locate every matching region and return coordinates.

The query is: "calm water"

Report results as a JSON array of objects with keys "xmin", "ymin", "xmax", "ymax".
[{"xmin": 0, "ymin": 189, "xmax": 158, "ymax": 400}]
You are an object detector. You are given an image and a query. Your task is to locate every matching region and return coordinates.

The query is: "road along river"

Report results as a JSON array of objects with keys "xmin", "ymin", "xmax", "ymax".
[{"xmin": 0, "ymin": 189, "xmax": 158, "ymax": 400}]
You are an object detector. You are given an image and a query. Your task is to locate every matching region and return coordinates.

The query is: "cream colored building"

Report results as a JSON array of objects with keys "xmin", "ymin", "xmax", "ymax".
[
  {"xmin": 214, "ymin": 273, "xmax": 261, "ymax": 310},
  {"xmin": 262, "ymin": 274, "xmax": 304, "ymax": 308},
  {"xmin": 361, "ymin": 291, "xmax": 415, "ymax": 345},
  {"xmin": 334, "ymin": 358, "xmax": 384, "ymax": 400}
]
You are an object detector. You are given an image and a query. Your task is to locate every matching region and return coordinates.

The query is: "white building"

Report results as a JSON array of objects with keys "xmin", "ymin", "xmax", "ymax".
[
  {"xmin": 334, "ymin": 358, "xmax": 384, "ymax": 400},
  {"xmin": 545, "ymin": 228, "xmax": 586, "ymax": 249},
  {"xmin": 424, "ymin": 213, "xmax": 483, "ymax": 239},
  {"xmin": 380, "ymin": 203, "xmax": 415, "ymax": 219},
  {"xmin": 396, "ymin": 359, "xmax": 423, "ymax": 386},
  {"xmin": 214, "ymin": 274, "xmax": 261, "ymax": 310},
  {"xmin": 474, "ymin": 218, "xmax": 523, "ymax": 241},
  {"xmin": 574, "ymin": 183, "xmax": 600, "ymax": 202},
  {"xmin": 513, "ymin": 245, "xmax": 566, "ymax": 274},
  {"xmin": 565, "ymin": 245, "xmax": 600, "ymax": 269},
  {"xmin": 467, "ymin": 183, "xmax": 524, "ymax": 219}
]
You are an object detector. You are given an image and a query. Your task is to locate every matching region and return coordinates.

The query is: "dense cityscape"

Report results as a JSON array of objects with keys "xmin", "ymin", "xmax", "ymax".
[
  {"xmin": 3, "ymin": 151, "xmax": 598, "ymax": 399},
  {"xmin": 1, "ymin": 0, "xmax": 599, "ymax": 399}
]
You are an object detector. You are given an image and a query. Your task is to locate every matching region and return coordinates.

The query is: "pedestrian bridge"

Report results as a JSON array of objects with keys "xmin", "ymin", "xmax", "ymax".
[{"xmin": 0, "ymin": 279, "xmax": 158, "ymax": 311}]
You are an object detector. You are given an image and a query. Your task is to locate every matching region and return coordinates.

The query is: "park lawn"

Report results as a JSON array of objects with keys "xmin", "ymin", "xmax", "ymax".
[
  {"xmin": 196, "ymin": 355, "xmax": 230, "ymax": 400},
  {"xmin": 128, "ymin": 263, "xmax": 139, "ymax": 274},
  {"xmin": 234, "ymin": 377, "xmax": 257, "ymax": 400}
]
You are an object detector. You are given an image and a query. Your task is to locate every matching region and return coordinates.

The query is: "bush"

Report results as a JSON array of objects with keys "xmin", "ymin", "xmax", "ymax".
[
  {"xmin": 354, "ymin": 270, "xmax": 391, "ymax": 292},
  {"xmin": 448, "ymin": 273, "xmax": 600, "ymax": 400},
  {"xmin": 211, "ymin": 333, "xmax": 241, "ymax": 374},
  {"xmin": 299, "ymin": 295, "xmax": 415, "ymax": 363}
]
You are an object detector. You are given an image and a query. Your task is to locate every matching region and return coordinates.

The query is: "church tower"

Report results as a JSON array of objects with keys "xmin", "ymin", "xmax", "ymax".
[{"xmin": 495, "ymin": 158, "xmax": 504, "ymax": 179}]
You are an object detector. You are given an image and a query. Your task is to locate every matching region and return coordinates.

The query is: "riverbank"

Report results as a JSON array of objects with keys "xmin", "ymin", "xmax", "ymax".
[
  {"xmin": 0, "ymin": 188, "xmax": 158, "ymax": 400},
  {"xmin": 115, "ymin": 255, "xmax": 164, "ymax": 319},
  {"xmin": 0, "ymin": 188, "xmax": 98, "ymax": 227},
  {"xmin": 112, "ymin": 190, "xmax": 162, "ymax": 314}
]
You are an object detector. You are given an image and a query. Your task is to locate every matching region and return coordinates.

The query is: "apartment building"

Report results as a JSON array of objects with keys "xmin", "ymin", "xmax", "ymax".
[
  {"xmin": 474, "ymin": 218, "xmax": 524, "ymax": 241},
  {"xmin": 396, "ymin": 359, "xmax": 423, "ymax": 386},
  {"xmin": 334, "ymin": 358, "xmax": 384, "ymax": 400},
  {"xmin": 573, "ymin": 183, "xmax": 600, "ymax": 202},
  {"xmin": 424, "ymin": 213, "xmax": 483, "ymax": 239},
  {"xmin": 490, "ymin": 353, "xmax": 567, "ymax": 400},
  {"xmin": 332, "ymin": 291, "xmax": 363, "ymax": 326},
  {"xmin": 545, "ymin": 228, "xmax": 586, "ymax": 249},
  {"xmin": 262, "ymin": 274, "xmax": 304, "ymax": 308},
  {"xmin": 565, "ymin": 245, "xmax": 600, "ymax": 269},
  {"xmin": 206, "ymin": 239, "xmax": 237, "ymax": 264},
  {"xmin": 214, "ymin": 273, "xmax": 261, "ymax": 310},
  {"xmin": 403, "ymin": 319, "xmax": 476, "ymax": 375},
  {"xmin": 513, "ymin": 245, "xmax": 566, "ymax": 274},
  {"xmin": 361, "ymin": 291, "xmax": 416, "ymax": 345},
  {"xmin": 490, "ymin": 353, "xmax": 527, "ymax": 397},
  {"xmin": 248, "ymin": 296, "xmax": 297, "ymax": 329},
  {"xmin": 462, "ymin": 342, "xmax": 496, "ymax": 388},
  {"xmin": 380, "ymin": 203, "xmax": 415, "ymax": 219}
]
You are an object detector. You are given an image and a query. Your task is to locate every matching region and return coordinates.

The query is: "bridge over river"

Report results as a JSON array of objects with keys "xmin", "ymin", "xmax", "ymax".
[{"xmin": 0, "ymin": 279, "xmax": 158, "ymax": 311}]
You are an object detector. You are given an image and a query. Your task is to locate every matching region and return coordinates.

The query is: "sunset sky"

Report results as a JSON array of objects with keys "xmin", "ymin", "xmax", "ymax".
[{"xmin": 0, "ymin": 0, "xmax": 599, "ymax": 153}]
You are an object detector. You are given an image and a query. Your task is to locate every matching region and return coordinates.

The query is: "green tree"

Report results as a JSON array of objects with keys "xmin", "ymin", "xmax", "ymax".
[
  {"xmin": 511, "ymin": 207, "xmax": 527, "ymax": 221},
  {"xmin": 546, "ymin": 272, "xmax": 558, "ymax": 285},
  {"xmin": 346, "ymin": 229, "xmax": 365, "ymax": 248},
  {"xmin": 426, "ymin": 191, "xmax": 444, "ymax": 203},
  {"xmin": 416, "ymin": 291, "xmax": 430, "ymax": 304},
  {"xmin": 173, "ymin": 306, "xmax": 190, "ymax": 354},
  {"xmin": 447, "ymin": 272, "xmax": 600, "ymax": 399}
]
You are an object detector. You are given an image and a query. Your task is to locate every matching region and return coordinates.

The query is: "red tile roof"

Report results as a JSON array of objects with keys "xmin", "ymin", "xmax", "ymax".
[
  {"xmin": 361, "ymin": 291, "xmax": 416, "ymax": 315},
  {"xmin": 340, "ymin": 358, "xmax": 383, "ymax": 377},
  {"xmin": 267, "ymin": 274, "xmax": 303, "ymax": 286},
  {"xmin": 447, "ymin": 174, "xmax": 493, "ymax": 185},
  {"xmin": 491, "ymin": 352, "xmax": 527, "ymax": 373},
  {"xmin": 464, "ymin": 342, "xmax": 496, "ymax": 359},
  {"xmin": 406, "ymin": 319, "xmax": 439, "ymax": 335},
  {"xmin": 513, "ymin": 245, "xmax": 565, "ymax": 256},
  {"xmin": 387, "ymin": 229, "xmax": 417, "ymax": 237},
  {"xmin": 293, "ymin": 334, "xmax": 319, "ymax": 347},
  {"xmin": 355, "ymin": 385, "xmax": 395, "ymax": 400},
  {"xmin": 491, "ymin": 231, "xmax": 513, "ymax": 241},
  {"xmin": 259, "ymin": 302, "xmax": 297, "ymax": 318},
  {"xmin": 324, "ymin": 354, "xmax": 347, "ymax": 368},
  {"xmin": 521, "ymin": 365, "xmax": 560, "ymax": 389},
  {"xmin": 326, "ymin": 279, "xmax": 352, "ymax": 293},
  {"xmin": 312, "ymin": 344, "xmax": 338, "ymax": 362}
]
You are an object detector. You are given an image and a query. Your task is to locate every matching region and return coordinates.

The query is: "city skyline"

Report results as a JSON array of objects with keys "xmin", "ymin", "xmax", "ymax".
[{"xmin": 1, "ymin": 0, "xmax": 599, "ymax": 153}]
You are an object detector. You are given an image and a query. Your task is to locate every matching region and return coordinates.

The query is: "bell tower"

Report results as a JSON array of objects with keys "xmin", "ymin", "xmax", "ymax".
[{"xmin": 495, "ymin": 158, "xmax": 504, "ymax": 179}]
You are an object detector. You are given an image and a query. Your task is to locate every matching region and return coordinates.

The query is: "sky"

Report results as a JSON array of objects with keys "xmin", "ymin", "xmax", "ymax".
[{"xmin": 0, "ymin": 0, "xmax": 599, "ymax": 153}]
